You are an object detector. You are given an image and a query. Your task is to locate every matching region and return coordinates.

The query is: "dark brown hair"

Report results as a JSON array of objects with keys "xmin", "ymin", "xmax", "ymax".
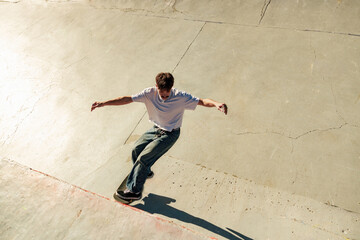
[{"xmin": 155, "ymin": 72, "xmax": 174, "ymax": 91}]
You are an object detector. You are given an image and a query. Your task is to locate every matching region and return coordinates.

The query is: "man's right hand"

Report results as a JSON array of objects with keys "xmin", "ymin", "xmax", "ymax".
[
  {"xmin": 91, "ymin": 102, "xmax": 104, "ymax": 112},
  {"xmin": 91, "ymin": 96, "xmax": 133, "ymax": 112}
]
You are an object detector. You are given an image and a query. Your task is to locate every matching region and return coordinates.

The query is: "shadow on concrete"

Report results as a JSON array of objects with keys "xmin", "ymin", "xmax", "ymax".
[{"xmin": 132, "ymin": 193, "xmax": 253, "ymax": 240}]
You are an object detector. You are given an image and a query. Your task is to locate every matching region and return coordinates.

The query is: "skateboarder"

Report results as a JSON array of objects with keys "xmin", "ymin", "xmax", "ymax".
[{"xmin": 91, "ymin": 72, "xmax": 227, "ymax": 201}]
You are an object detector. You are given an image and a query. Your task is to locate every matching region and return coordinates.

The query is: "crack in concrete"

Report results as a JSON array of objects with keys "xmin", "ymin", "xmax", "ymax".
[
  {"xmin": 89, "ymin": 0, "xmax": 185, "ymax": 15},
  {"xmin": 324, "ymin": 202, "xmax": 359, "ymax": 214},
  {"xmin": 291, "ymin": 123, "xmax": 348, "ymax": 139},
  {"xmin": 82, "ymin": 1, "xmax": 360, "ymax": 38},
  {"xmin": 123, "ymin": 110, "xmax": 147, "ymax": 145},
  {"xmin": 17, "ymin": 16, "xmax": 48, "ymax": 38},
  {"xmin": 122, "ymin": 8, "xmax": 155, "ymax": 15},
  {"xmin": 50, "ymin": 0, "xmax": 360, "ymax": 37},
  {"xmin": 88, "ymin": 2, "xmax": 158, "ymax": 15},
  {"xmin": 330, "ymin": 80, "xmax": 348, "ymax": 123},
  {"xmin": 64, "ymin": 56, "xmax": 88, "ymax": 69},
  {"xmin": 1, "ymin": 82, "xmax": 57, "ymax": 147},
  {"xmin": 259, "ymin": 0, "xmax": 272, "ymax": 24},
  {"xmin": 235, "ymin": 123, "xmax": 349, "ymax": 140},
  {"xmin": 301, "ymin": 28, "xmax": 360, "ymax": 37},
  {"xmin": 172, "ymin": 22, "xmax": 206, "ymax": 73},
  {"xmin": 167, "ymin": 0, "xmax": 186, "ymax": 15}
]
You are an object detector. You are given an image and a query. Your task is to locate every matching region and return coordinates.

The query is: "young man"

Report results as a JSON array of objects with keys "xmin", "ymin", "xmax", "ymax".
[{"xmin": 91, "ymin": 72, "xmax": 227, "ymax": 201}]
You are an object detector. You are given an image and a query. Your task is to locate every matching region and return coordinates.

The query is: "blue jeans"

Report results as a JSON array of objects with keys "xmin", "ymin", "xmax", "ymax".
[{"xmin": 126, "ymin": 126, "xmax": 180, "ymax": 193}]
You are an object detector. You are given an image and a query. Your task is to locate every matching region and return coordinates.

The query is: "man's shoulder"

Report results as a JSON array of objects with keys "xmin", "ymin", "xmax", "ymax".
[
  {"xmin": 143, "ymin": 86, "xmax": 156, "ymax": 93},
  {"xmin": 139, "ymin": 86, "xmax": 156, "ymax": 97},
  {"xmin": 172, "ymin": 88, "xmax": 199, "ymax": 109},
  {"xmin": 132, "ymin": 86, "xmax": 156, "ymax": 102},
  {"xmin": 172, "ymin": 88, "xmax": 196, "ymax": 98},
  {"xmin": 173, "ymin": 88, "xmax": 190, "ymax": 96}
]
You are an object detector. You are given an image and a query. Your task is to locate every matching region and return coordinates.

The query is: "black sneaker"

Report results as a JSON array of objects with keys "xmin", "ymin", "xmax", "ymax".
[
  {"xmin": 147, "ymin": 171, "xmax": 154, "ymax": 179},
  {"xmin": 116, "ymin": 189, "xmax": 142, "ymax": 200}
]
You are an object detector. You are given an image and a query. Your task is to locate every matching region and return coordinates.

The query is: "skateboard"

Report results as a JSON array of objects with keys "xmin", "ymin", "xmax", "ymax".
[{"xmin": 113, "ymin": 174, "xmax": 133, "ymax": 204}]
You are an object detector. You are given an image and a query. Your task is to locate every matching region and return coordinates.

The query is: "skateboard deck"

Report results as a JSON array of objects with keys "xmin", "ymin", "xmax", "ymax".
[{"xmin": 113, "ymin": 174, "xmax": 133, "ymax": 204}]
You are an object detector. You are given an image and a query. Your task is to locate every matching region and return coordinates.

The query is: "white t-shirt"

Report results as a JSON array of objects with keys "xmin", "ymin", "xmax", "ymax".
[{"xmin": 132, "ymin": 87, "xmax": 199, "ymax": 131}]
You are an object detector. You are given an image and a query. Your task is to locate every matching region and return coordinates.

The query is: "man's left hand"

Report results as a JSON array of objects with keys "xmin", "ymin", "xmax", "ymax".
[{"xmin": 218, "ymin": 103, "xmax": 228, "ymax": 115}]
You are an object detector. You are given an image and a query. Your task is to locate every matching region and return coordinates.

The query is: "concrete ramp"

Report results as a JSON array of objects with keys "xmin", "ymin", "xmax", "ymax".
[
  {"xmin": 0, "ymin": 159, "xmax": 211, "ymax": 240},
  {"xmin": 1, "ymin": 0, "xmax": 360, "ymax": 239}
]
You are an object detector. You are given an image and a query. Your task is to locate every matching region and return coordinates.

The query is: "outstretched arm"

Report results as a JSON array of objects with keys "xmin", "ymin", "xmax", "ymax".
[
  {"xmin": 91, "ymin": 96, "xmax": 133, "ymax": 112},
  {"xmin": 198, "ymin": 98, "xmax": 228, "ymax": 115}
]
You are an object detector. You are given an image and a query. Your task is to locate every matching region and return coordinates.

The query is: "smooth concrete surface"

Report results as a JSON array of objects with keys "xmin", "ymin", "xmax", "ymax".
[{"xmin": 1, "ymin": 1, "xmax": 360, "ymax": 239}]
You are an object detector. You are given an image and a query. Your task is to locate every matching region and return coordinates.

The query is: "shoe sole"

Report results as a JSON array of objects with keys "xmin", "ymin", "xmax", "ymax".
[
  {"xmin": 115, "ymin": 192, "xmax": 142, "ymax": 200},
  {"xmin": 147, "ymin": 172, "xmax": 154, "ymax": 179}
]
